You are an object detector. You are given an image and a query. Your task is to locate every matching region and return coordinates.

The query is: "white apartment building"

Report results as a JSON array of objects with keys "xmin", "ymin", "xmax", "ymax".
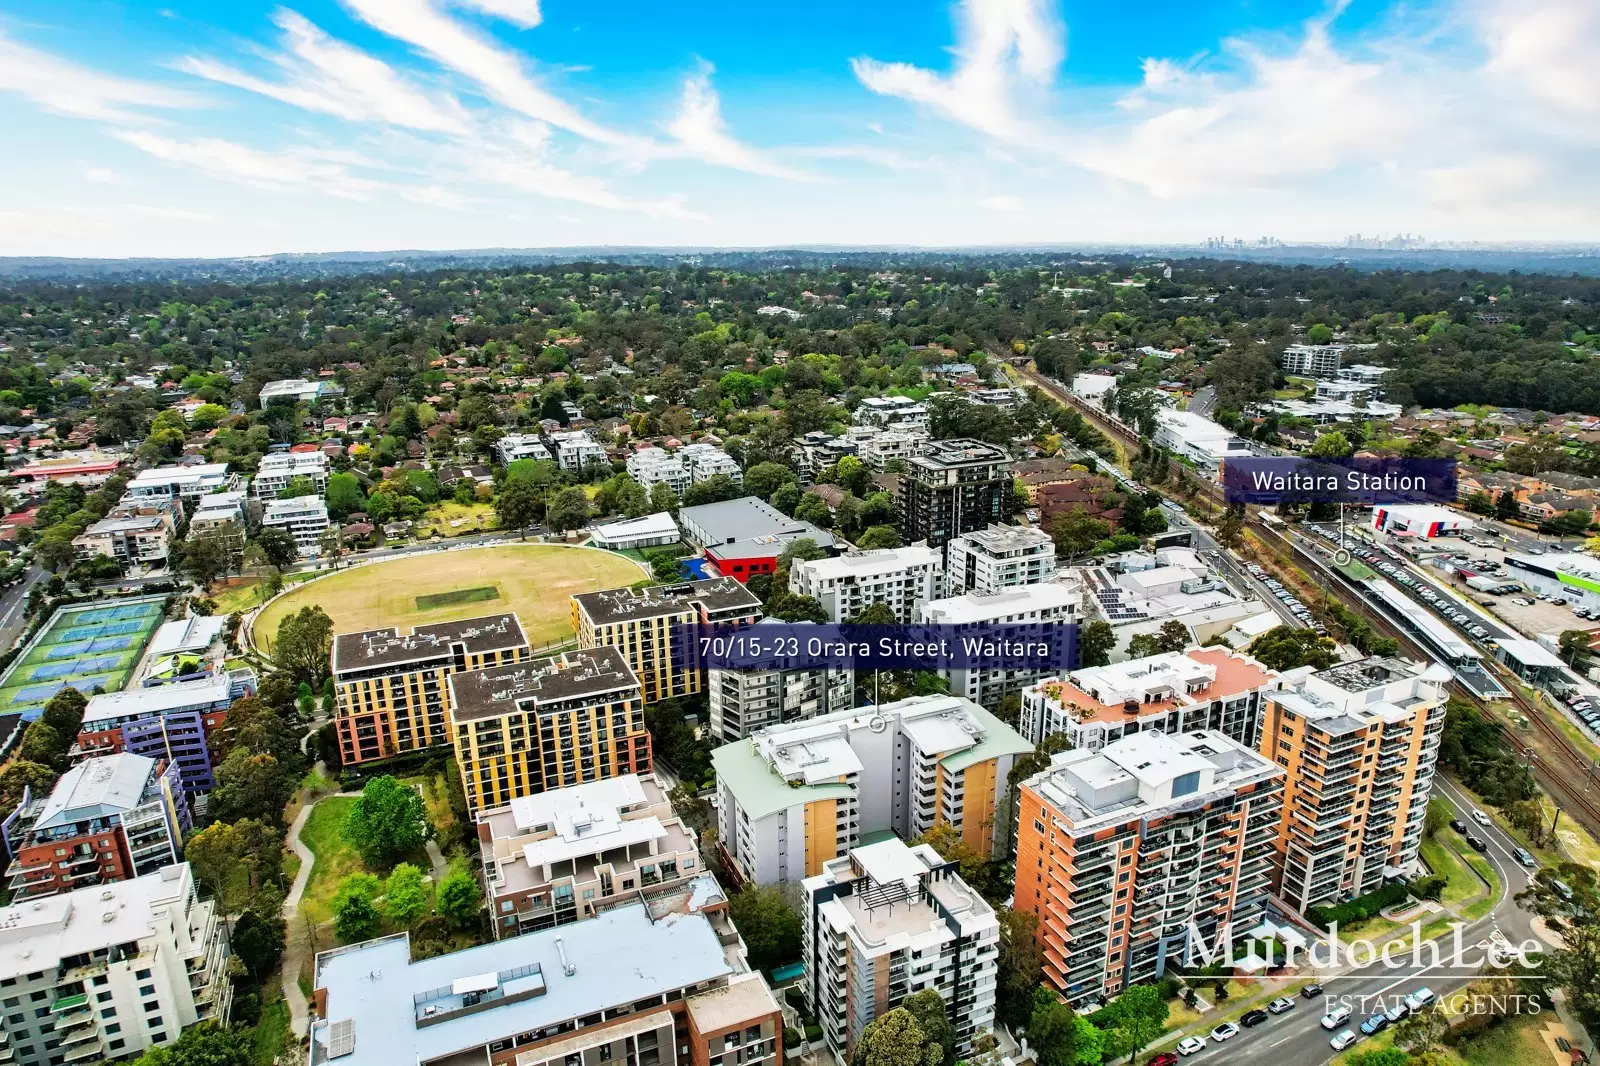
[
  {"xmin": 801, "ymin": 839, "xmax": 999, "ymax": 1061},
  {"xmin": 258, "ymin": 378, "xmax": 337, "ymax": 407},
  {"xmin": 707, "ymin": 622, "xmax": 853, "ymax": 742},
  {"xmin": 72, "ymin": 509, "xmax": 175, "ymax": 567},
  {"xmin": 626, "ymin": 446, "xmax": 692, "ymax": 496},
  {"xmin": 944, "ymin": 524, "xmax": 1057, "ymax": 596},
  {"xmin": 1019, "ymin": 646, "xmax": 1282, "ymax": 749},
  {"xmin": 1279, "ymin": 343, "xmax": 1345, "ymax": 379},
  {"xmin": 494, "ymin": 434, "xmax": 553, "ymax": 465},
  {"xmin": 858, "ymin": 427, "xmax": 929, "ymax": 470},
  {"xmin": 852, "ymin": 396, "xmax": 928, "ymax": 429},
  {"xmin": 1261, "ymin": 657, "xmax": 1450, "ymax": 912},
  {"xmin": 788, "ymin": 545, "xmax": 942, "ymax": 623},
  {"xmin": 679, "ymin": 442, "xmax": 742, "ymax": 484},
  {"xmin": 123, "ymin": 463, "xmax": 235, "ymax": 501},
  {"xmin": 0, "ymin": 864, "xmax": 231, "ymax": 1066},
  {"xmin": 252, "ymin": 450, "xmax": 330, "ymax": 499},
  {"xmin": 550, "ymin": 430, "xmax": 608, "ymax": 473},
  {"xmin": 919, "ymin": 580, "xmax": 1080, "ymax": 710},
  {"xmin": 187, "ymin": 490, "xmax": 249, "ymax": 548},
  {"xmin": 261, "ymin": 496, "xmax": 330, "ymax": 556},
  {"xmin": 711, "ymin": 694, "xmax": 1032, "ymax": 885}
]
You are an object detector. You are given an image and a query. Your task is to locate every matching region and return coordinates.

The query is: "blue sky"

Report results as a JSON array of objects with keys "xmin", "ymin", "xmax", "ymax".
[{"xmin": 2, "ymin": 0, "xmax": 1597, "ymax": 257}]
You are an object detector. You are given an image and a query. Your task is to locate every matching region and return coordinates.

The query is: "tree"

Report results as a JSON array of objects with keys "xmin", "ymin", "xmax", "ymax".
[
  {"xmin": 1311, "ymin": 431, "xmax": 1354, "ymax": 459},
  {"xmin": 209, "ymin": 750, "xmax": 295, "ymax": 824},
  {"xmin": 185, "ymin": 818, "xmax": 284, "ymax": 915},
  {"xmin": 326, "ymin": 472, "xmax": 368, "ymax": 518},
  {"xmin": 996, "ymin": 909, "xmax": 1044, "ymax": 1031},
  {"xmin": 855, "ymin": 525, "xmax": 901, "ymax": 550},
  {"xmin": 1248, "ymin": 626, "xmax": 1340, "ymax": 671},
  {"xmin": 230, "ymin": 907, "xmax": 286, "ymax": 979},
  {"xmin": 1049, "ymin": 509, "xmax": 1110, "ymax": 558},
  {"xmin": 255, "ymin": 526, "xmax": 299, "ymax": 568},
  {"xmin": 1029, "ymin": 992, "xmax": 1103, "ymax": 1066},
  {"xmin": 1078, "ymin": 620, "xmax": 1115, "ymax": 667},
  {"xmin": 39, "ymin": 687, "xmax": 86, "ymax": 738},
  {"xmin": 437, "ymin": 860, "xmax": 484, "ymax": 930},
  {"xmin": 274, "ymin": 605, "xmax": 334, "ymax": 687},
  {"xmin": 546, "ymin": 486, "xmax": 591, "ymax": 533},
  {"xmin": 745, "ymin": 461, "xmax": 797, "ymax": 501},
  {"xmin": 1215, "ymin": 503, "xmax": 1245, "ymax": 549},
  {"xmin": 649, "ymin": 481, "xmax": 679, "ymax": 514},
  {"xmin": 333, "ymin": 873, "xmax": 383, "ymax": 942},
  {"xmin": 683, "ymin": 474, "xmax": 742, "ymax": 507},
  {"xmin": 182, "ymin": 530, "xmax": 231, "ymax": 587},
  {"xmin": 853, "ymin": 1009, "xmax": 941, "ymax": 1066},
  {"xmin": 794, "ymin": 492, "xmax": 834, "ymax": 529},
  {"xmin": 850, "ymin": 600, "xmax": 900, "ymax": 625},
  {"xmin": 131, "ymin": 1022, "xmax": 250, "ymax": 1066},
  {"xmin": 646, "ymin": 549, "xmax": 683, "ymax": 581},
  {"xmin": 385, "ymin": 862, "xmax": 430, "ymax": 927},
  {"xmin": 728, "ymin": 886, "xmax": 802, "ymax": 971},
  {"xmin": 1391, "ymin": 1003, "xmax": 1449, "ymax": 1056},
  {"xmin": 1097, "ymin": 983, "xmax": 1167, "ymax": 1064},
  {"xmin": 1559, "ymin": 629, "xmax": 1593, "ymax": 669},
  {"xmin": 0, "ymin": 760, "xmax": 58, "ymax": 811},
  {"xmin": 345, "ymin": 776, "xmax": 430, "ymax": 867},
  {"xmin": 1306, "ymin": 323, "xmax": 1335, "ymax": 344},
  {"xmin": 18, "ymin": 723, "xmax": 66, "ymax": 771},
  {"xmin": 901, "ymin": 990, "xmax": 955, "ymax": 1066},
  {"xmin": 496, "ymin": 476, "xmax": 542, "ymax": 536},
  {"xmin": 278, "ymin": 475, "xmax": 319, "ymax": 500},
  {"xmin": 778, "ymin": 538, "xmax": 827, "ymax": 568}
]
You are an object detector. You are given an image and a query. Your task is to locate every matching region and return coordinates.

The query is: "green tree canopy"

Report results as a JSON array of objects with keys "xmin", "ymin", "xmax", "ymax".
[{"xmin": 345, "ymin": 775, "xmax": 430, "ymax": 867}]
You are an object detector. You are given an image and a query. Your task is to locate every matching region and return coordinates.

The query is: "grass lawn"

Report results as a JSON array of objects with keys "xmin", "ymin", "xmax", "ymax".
[
  {"xmin": 254, "ymin": 543, "xmax": 646, "ymax": 651},
  {"xmin": 1421, "ymin": 833, "xmax": 1480, "ymax": 907},
  {"xmin": 1458, "ymin": 1011, "xmax": 1554, "ymax": 1066},
  {"xmin": 250, "ymin": 994, "xmax": 291, "ymax": 1066},
  {"xmin": 412, "ymin": 501, "xmax": 499, "ymax": 539},
  {"xmin": 300, "ymin": 796, "xmax": 362, "ymax": 924}
]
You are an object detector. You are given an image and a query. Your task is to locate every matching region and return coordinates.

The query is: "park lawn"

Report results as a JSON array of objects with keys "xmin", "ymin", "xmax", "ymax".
[
  {"xmin": 254, "ymin": 543, "xmax": 646, "ymax": 651},
  {"xmin": 413, "ymin": 501, "xmax": 499, "ymax": 539},
  {"xmin": 1421, "ymin": 830, "xmax": 1485, "ymax": 907},
  {"xmin": 251, "ymin": 994, "xmax": 291, "ymax": 1066},
  {"xmin": 1458, "ymin": 1011, "xmax": 1553, "ymax": 1066},
  {"xmin": 300, "ymin": 796, "xmax": 363, "ymax": 925}
]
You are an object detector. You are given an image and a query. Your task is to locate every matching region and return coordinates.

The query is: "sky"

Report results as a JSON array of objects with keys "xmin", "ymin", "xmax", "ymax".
[{"xmin": 2, "ymin": 0, "xmax": 1599, "ymax": 258}]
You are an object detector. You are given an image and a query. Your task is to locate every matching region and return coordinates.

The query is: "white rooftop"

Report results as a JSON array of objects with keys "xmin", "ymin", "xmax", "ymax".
[
  {"xmin": 0, "ymin": 865, "xmax": 194, "ymax": 981},
  {"xmin": 128, "ymin": 463, "xmax": 230, "ymax": 487},
  {"xmin": 588, "ymin": 512, "xmax": 678, "ymax": 541},
  {"xmin": 31, "ymin": 753, "xmax": 156, "ymax": 830},
  {"xmin": 505, "ymin": 775, "xmax": 671, "ymax": 869},
  {"xmin": 853, "ymin": 838, "xmax": 928, "ymax": 888},
  {"xmin": 796, "ymin": 544, "xmax": 941, "ymax": 580},
  {"xmin": 920, "ymin": 579, "xmax": 1078, "ymax": 624},
  {"xmin": 1066, "ymin": 650, "xmax": 1217, "ymax": 705},
  {"xmin": 147, "ymin": 615, "xmax": 225, "ymax": 658},
  {"xmin": 82, "ymin": 671, "xmax": 232, "ymax": 727}
]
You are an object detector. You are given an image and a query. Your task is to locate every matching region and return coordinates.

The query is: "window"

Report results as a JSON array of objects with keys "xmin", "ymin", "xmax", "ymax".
[
  {"xmin": 96, "ymin": 991, "xmax": 113, "ymax": 1003},
  {"xmin": 102, "ymin": 1008, "xmax": 116, "ymax": 1019},
  {"xmin": 105, "ymin": 1023, "xmax": 122, "ymax": 1035},
  {"xmin": 135, "ymin": 970, "xmax": 152, "ymax": 981},
  {"xmin": 108, "ymin": 1039, "xmax": 126, "ymax": 1051},
  {"xmin": 151, "ymin": 1033, "xmax": 167, "ymax": 1044},
  {"xmin": 34, "ymin": 1007, "xmax": 50, "ymax": 1019},
  {"xmin": 92, "ymin": 976, "xmax": 108, "ymax": 987},
  {"xmin": 139, "ymin": 985, "xmax": 156, "ymax": 997}
]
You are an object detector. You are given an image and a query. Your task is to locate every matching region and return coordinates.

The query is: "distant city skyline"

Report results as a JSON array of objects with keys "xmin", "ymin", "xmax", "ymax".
[{"xmin": 2, "ymin": 0, "xmax": 1598, "ymax": 257}]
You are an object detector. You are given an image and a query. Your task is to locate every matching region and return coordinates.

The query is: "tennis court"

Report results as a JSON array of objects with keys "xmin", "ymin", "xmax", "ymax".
[{"xmin": 0, "ymin": 597, "xmax": 166, "ymax": 720}]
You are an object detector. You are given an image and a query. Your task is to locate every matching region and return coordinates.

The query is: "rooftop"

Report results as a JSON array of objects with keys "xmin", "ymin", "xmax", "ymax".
[
  {"xmin": 263, "ymin": 496, "xmax": 329, "ymax": 520},
  {"xmin": 0, "ymin": 864, "xmax": 196, "ymax": 981},
  {"xmin": 950, "ymin": 524, "xmax": 1055, "ymax": 556},
  {"xmin": 81, "ymin": 671, "xmax": 233, "ymax": 727},
  {"xmin": 920, "ymin": 580, "xmax": 1078, "ymax": 624},
  {"xmin": 572, "ymin": 578, "xmax": 761, "ymax": 626},
  {"xmin": 1028, "ymin": 647, "xmax": 1278, "ymax": 726},
  {"xmin": 127, "ymin": 463, "xmax": 230, "ymax": 487},
  {"xmin": 147, "ymin": 615, "xmax": 226, "ymax": 658},
  {"xmin": 28, "ymin": 753, "xmax": 156, "ymax": 830},
  {"xmin": 678, "ymin": 496, "xmax": 835, "ymax": 549},
  {"xmin": 447, "ymin": 647, "xmax": 639, "ymax": 723},
  {"xmin": 1269, "ymin": 656, "xmax": 1451, "ymax": 733},
  {"xmin": 588, "ymin": 512, "xmax": 679, "ymax": 540},
  {"xmin": 332, "ymin": 614, "xmax": 527, "ymax": 675},
  {"xmin": 791, "ymin": 544, "xmax": 941, "ymax": 581},
  {"xmin": 909, "ymin": 438, "xmax": 1011, "ymax": 470}
]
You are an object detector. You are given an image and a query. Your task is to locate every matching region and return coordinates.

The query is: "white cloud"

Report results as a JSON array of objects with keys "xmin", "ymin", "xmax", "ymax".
[
  {"xmin": 473, "ymin": 150, "xmax": 699, "ymax": 219},
  {"xmin": 456, "ymin": 0, "xmax": 543, "ymax": 29},
  {"xmin": 0, "ymin": 30, "xmax": 197, "ymax": 122},
  {"xmin": 112, "ymin": 129, "xmax": 387, "ymax": 198},
  {"xmin": 665, "ymin": 67, "xmax": 820, "ymax": 182},
  {"xmin": 83, "ymin": 167, "xmax": 122, "ymax": 183},
  {"xmin": 177, "ymin": 9, "xmax": 468, "ymax": 133},
  {"xmin": 978, "ymin": 195, "xmax": 1023, "ymax": 212},
  {"xmin": 1480, "ymin": 0, "xmax": 1600, "ymax": 117},
  {"xmin": 342, "ymin": 0, "xmax": 644, "ymax": 148},
  {"xmin": 851, "ymin": 0, "xmax": 1064, "ymax": 146}
]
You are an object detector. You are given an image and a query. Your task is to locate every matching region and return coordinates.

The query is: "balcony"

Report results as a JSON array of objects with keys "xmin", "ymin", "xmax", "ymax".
[
  {"xmin": 64, "ymin": 1040, "xmax": 103, "ymax": 1063},
  {"xmin": 50, "ymin": 993, "xmax": 89, "ymax": 1014}
]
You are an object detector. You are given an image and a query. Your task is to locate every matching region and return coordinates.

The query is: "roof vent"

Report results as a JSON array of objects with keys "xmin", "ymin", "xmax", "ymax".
[{"xmin": 555, "ymin": 934, "xmax": 577, "ymax": 977}]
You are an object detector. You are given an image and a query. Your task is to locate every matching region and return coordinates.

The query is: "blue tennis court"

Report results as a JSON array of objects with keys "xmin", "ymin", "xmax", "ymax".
[
  {"xmin": 28, "ymin": 654, "xmax": 126, "ymax": 681},
  {"xmin": 9, "ymin": 674, "xmax": 118, "ymax": 706},
  {"xmin": 52, "ymin": 620, "xmax": 147, "ymax": 643}
]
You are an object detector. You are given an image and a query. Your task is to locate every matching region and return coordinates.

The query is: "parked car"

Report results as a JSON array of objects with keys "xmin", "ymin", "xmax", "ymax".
[
  {"xmin": 1360, "ymin": 1014, "xmax": 1390, "ymax": 1036},
  {"xmin": 1405, "ymin": 988, "xmax": 1437, "ymax": 1012},
  {"xmin": 1301, "ymin": 983, "xmax": 1326, "ymax": 999},
  {"xmin": 1267, "ymin": 997, "xmax": 1296, "ymax": 1015},
  {"xmin": 1176, "ymin": 1037, "xmax": 1206, "ymax": 1057},
  {"xmin": 1321, "ymin": 1006, "xmax": 1352, "ymax": 1029},
  {"xmin": 1210, "ymin": 1022, "xmax": 1240, "ymax": 1042},
  {"xmin": 1147, "ymin": 1055, "xmax": 1178, "ymax": 1066},
  {"xmin": 1384, "ymin": 1002, "xmax": 1411, "ymax": 1023},
  {"xmin": 1241, "ymin": 1009, "xmax": 1269, "ymax": 1027},
  {"xmin": 1329, "ymin": 1030, "xmax": 1359, "ymax": 1051}
]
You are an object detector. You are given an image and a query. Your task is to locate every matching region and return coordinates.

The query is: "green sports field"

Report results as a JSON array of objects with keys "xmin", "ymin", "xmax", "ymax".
[{"xmin": 252, "ymin": 544, "xmax": 647, "ymax": 652}]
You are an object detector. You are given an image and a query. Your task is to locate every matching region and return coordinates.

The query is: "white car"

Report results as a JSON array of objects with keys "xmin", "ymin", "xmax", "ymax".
[
  {"xmin": 1473, "ymin": 809, "xmax": 1492, "ymax": 825},
  {"xmin": 1268, "ymin": 997, "xmax": 1296, "ymax": 1014},
  {"xmin": 1210, "ymin": 1022, "xmax": 1239, "ymax": 1042},
  {"xmin": 1321, "ymin": 1005, "xmax": 1352, "ymax": 1029},
  {"xmin": 1405, "ymin": 987, "xmax": 1436, "ymax": 1012},
  {"xmin": 1177, "ymin": 1036, "xmax": 1207, "ymax": 1057},
  {"xmin": 1329, "ymin": 1030, "xmax": 1359, "ymax": 1051}
]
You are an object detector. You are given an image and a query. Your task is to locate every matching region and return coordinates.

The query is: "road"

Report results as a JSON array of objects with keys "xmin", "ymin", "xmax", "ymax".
[
  {"xmin": 1189, "ymin": 386, "xmax": 1218, "ymax": 418},
  {"xmin": 1174, "ymin": 776, "xmax": 1538, "ymax": 1066},
  {"xmin": 0, "ymin": 566, "xmax": 45, "ymax": 649}
]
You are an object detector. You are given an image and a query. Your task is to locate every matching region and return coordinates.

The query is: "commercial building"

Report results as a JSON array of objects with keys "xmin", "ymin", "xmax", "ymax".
[
  {"xmin": 800, "ymin": 839, "xmax": 999, "ymax": 1060},
  {"xmin": 712, "ymin": 694, "xmax": 1032, "ymax": 884},
  {"xmin": 476, "ymin": 773, "xmax": 704, "ymax": 939},
  {"xmin": 626, "ymin": 447, "xmax": 692, "ymax": 497},
  {"xmin": 1151, "ymin": 410, "xmax": 1254, "ymax": 473},
  {"xmin": 549, "ymin": 430, "xmax": 608, "ymax": 473},
  {"xmin": 309, "ymin": 902, "xmax": 780, "ymax": 1066},
  {"xmin": 494, "ymin": 434, "xmax": 554, "ymax": 465},
  {"xmin": 1260, "ymin": 657, "xmax": 1450, "ymax": 913},
  {"xmin": 898, "ymin": 439, "xmax": 1012, "ymax": 547},
  {"xmin": 187, "ymin": 489, "xmax": 249, "ymax": 548},
  {"xmin": 919, "ymin": 581, "xmax": 1081, "ymax": 710},
  {"xmin": 261, "ymin": 495, "xmax": 331, "ymax": 556},
  {"xmin": 1014, "ymin": 730, "xmax": 1284, "ymax": 1006},
  {"xmin": 1279, "ymin": 344, "xmax": 1345, "ymax": 379},
  {"xmin": 571, "ymin": 579, "xmax": 762, "ymax": 704},
  {"xmin": 677, "ymin": 497, "xmax": 836, "ymax": 583},
  {"xmin": 259, "ymin": 377, "xmax": 338, "ymax": 406},
  {"xmin": 1505, "ymin": 551, "xmax": 1600, "ymax": 613},
  {"xmin": 0, "ymin": 863, "xmax": 231, "ymax": 1066},
  {"xmin": 124, "ymin": 463, "xmax": 236, "ymax": 501},
  {"xmin": 1370, "ymin": 505, "xmax": 1474, "ymax": 539},
  {"xmin": 447, "ymin": 647, "xmax": 650, "ymax": 816},
  {"xmin": 1019, "ymin": 647, "xmax": 1282, "ymax": 750},
  {"xmin": 78, "ymin": 671, "xmax": 249, "ymax": 795},
  {"xmin": 586, "ymin": 512, "xmax": 680, "ymax": 552},
  {"xmin": 2, "ymin": 754, "xmax": 188, "ymax": 902},
  {"xmin": 788, "ymin": 545, "xmax": 942, "ymax": 623},
  {"xmin": 12, "ymin": 455, "xmax": 122, "ymax": 487},
  {"xmin": 331, "ymin": 614, "xmax": 531, "ymax": 766},
  {"xmin": 706, "ymin": 621, "xmax": 854, "ymax": 743},
  {"xmin": 678, "ymin": 443, "xmax": 742, "ymax": 484},
  {"xmin": 943, "ymin": 524, "xmax": 1057, "ymax": 596},
  {"xmin": 252, "ymin": 450, "xmax": 330, "ymax": 499}
]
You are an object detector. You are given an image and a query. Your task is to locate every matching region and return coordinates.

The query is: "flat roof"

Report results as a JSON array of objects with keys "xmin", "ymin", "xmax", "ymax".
[
  {"xmin": 951, "ymin": 524, "xmax": 1054, "ymax": 554},
  {"xmin": 1495, "ymin": 637, "xmax": 1564, "ymax": 669},
  {"xmin": 572, "ymin": 578, "xmax": 760, "ymax": 625},
  {"xmin": 148, "ymin": 615, "xmax": 225, "ymax": 657},
  {"xmin": 333, "ymin": 613, "xmax": 527, "ymax": 674},
  {"xmin": 0, "ymin": 865, "xmax": 195, "ymax": 981},
  {"xmin": 81, "ymin": 671, "xmax": 233, "ymax": 727},
  {"xmin": 588, "ymin": 512, "xmax": 679, "ymax": 540},
  {"xmin": 792, "ymin": 544, "xmax": 940, "ymax": 581},
  {"xmin": 31, "ymin": 753, "xmax": 155, "ymax": 830},
  {"xmin": 678, "ymin": 496, "xmax": 833, "ymax": 546},
  {"xmin": 312, "ymin": 902, "xmax": 733, "ymax": 1066},
  {"xmin": 920, "ymin": 580, "xmax": 1078, "ymax": 624},
  {"xmin": 446, "ymin": 647, "xmax": 639, "ymax": 723},
  {"xmin": 128, "ymin": 463, "xmax": 230, "ymax": 486}
]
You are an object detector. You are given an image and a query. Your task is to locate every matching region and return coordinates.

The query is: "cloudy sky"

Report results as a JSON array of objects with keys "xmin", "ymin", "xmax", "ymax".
[{"xmin": 2, "ymin": 0, "xmax": 1598, "ymax": 257}]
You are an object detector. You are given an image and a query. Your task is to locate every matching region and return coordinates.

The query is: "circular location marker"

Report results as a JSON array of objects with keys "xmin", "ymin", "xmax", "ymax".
[{"xmin": 1332, "ymin": 549, "xmax": 1353, "ymax": 566}]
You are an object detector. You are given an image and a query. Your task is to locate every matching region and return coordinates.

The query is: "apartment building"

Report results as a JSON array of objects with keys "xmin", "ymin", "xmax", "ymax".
[
  {"xmin": 331, "ymin": 614, "xmax": 530, "ymax": 766},
  {"xmin": 626, "ymin": 447, "xmax": 692, "ymax": 496},
  {"xmin": 494, "ymin": 434, "xmax": 553, "ymax": 465},
  {"xmin": 897, "ymin": 439, "xmax": 1012, "ymax": 547},
  {"xmin": 2, "ymin": 754, "xmax": 189, "ymax": 902},
  {"xmin": 310, "ymin": 902, "xmax": 780, "ymax": 1066},
  {"xmin": 1014, "ymin": 730, "xmax": 1284, "ymax": 1006},
  {"xmin": 187, "ymin": 490, "xmax": 249, "ymax": 549},
  {"xmin": 800, "ymin": 839, "xmax": 998, "ymax": 1061},
  {"xmin": 712, "ymin": 694, "xmax": 1032, "ymax": 885},
  {"xmin": 788, "ymin": 545, "xmax": 942, "ymax": 623},
  {"xmin": 261, "ymin": 495, "xmax": 331, "ymax": 556},
  {"xmin": 550, "ymin": 430, "xmax": 608, "ymax": 473},
  {"xmin": 447, "ymin": 647, "xmax": 650, "ymax": 815},
  {"xmin": 571, "ymin": 579, "xmax": 763, "ymax": 704},
  {"xmin": 0, "ymin": 864, "xmax": 231, "ymax": 1066},
  {"xmin": 943, "ymin": 524, "xmax": 1057, "ymax": 596},
  {"xmin": 72, "ymin": 506, "xmax": 176, "ymax": 568},
  {"xmin": 858, "ymin": 427, "xmax": 929, "ymax": 470},
  {"xmin": 1279, "ymin": 343, "xmax": 1345, "ymax": 379},
  {"xmin": 259, "ymin": 377, "xmax": 337, "ymax": 406},
  {"xmin": 123, "ymin": 463, "xmax": 236, "ymax": 501},
  {"xmin": 678, "ymin": 443, "xmax": 742, "ymax": 484},
  {"xmin": 1259, "ymin": 657, "xmax": 1450, "ymax": 913},
  {"xmin": 78, "ymin": 673, "xmax": 247, "ymax": 795},
  {"xmin": 706, "ymin": 622, "xmax": 853, "ymax": 743},
  {"xmin": 920, "ymin": 581, "xmax": 1080, "ymax": 711},
  {"xmin": 1019, "ymin": 647, "xmax": 1281, "ymax": 750},
  {"xmin": 252, "ymin": 450, "xmax": 330, "ymax": 499},
  {"xmin": 476, "ymin": 773, "xmax": 704, "ymax": 939}
]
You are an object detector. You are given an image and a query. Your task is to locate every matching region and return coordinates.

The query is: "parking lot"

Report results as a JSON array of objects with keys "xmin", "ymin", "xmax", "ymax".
[{"xmin": 1240, "ymin": 561, "xmax": 1327, "ymax": 636}]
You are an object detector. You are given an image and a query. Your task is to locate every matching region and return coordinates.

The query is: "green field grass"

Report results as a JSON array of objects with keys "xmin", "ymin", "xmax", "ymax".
[
  {"xmin": 415, "ymin": 586, "xmax": 500, "ymax": 610},
  {"xmin": 254, "ymin": 544, "xmax": 646, "ymax": 650},
  {"xmin": 300, "ymin": 796, "xmax": 361, "ymax": 925}
]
